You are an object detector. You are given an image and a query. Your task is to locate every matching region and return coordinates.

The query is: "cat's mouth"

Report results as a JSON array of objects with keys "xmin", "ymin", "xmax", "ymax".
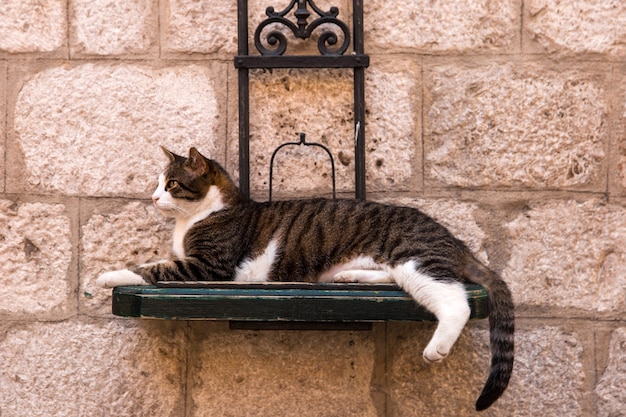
[{"xmin": 154, "ymin": 201, "xmax": 189, "ymax": 217}]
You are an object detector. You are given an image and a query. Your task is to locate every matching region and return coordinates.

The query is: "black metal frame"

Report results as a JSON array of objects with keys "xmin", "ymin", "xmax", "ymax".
[{"xmin": 235, "ymin": 0, "xmax": 369, "ymax": 200}]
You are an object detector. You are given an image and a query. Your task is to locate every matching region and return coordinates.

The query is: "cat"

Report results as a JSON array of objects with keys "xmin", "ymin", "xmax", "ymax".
[{"xmin": 97, "ymin": 146, "xmax": 514, "ymax": 411}]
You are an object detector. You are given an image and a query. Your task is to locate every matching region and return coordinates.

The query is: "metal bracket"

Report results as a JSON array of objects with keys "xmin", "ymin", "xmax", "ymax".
[{"xmin": 269, "ymin": 132, "xmax": 336, "ymax": 201}]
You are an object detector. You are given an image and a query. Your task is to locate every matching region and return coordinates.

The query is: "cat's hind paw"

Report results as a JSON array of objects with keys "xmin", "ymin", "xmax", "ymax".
[
  {"xmin": 96, "ymin": 269, "xmax": 148, "ymax": 288},
  {"xmin": 332, "ymin": 270, "xmax": 393, "ymax": 284},
  {"xmin": 422, "ymin": 341, "xmax": 451, "ymax": 363}
]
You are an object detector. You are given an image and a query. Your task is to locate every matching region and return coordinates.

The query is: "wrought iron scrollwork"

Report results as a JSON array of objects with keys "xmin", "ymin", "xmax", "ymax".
[{"xmin": 254, "ymin": 0, "xmax": 350, "ymax": 56}]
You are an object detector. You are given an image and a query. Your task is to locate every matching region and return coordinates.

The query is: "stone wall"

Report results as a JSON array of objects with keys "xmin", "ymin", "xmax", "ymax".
[{"xmin": 1, "ymin": 0, "xmax": 625, "ymax": 416}]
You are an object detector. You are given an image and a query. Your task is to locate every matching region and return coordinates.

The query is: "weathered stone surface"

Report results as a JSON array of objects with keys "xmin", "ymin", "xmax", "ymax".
[
  {"xmin": 0, "ymin": 62, "xmax": 5, "ymax": 192},
  {"xmin": 163, "ymin": 0, "xmax": 237, "ymax": 54},
  {"xmin": 189, "ymin": 327, "xmax": 377, "ymax": 417},
  {"xmin": 385, "ymin": 197, "xmax": 488, "ymax": 262},
  {"xmin": 596, "ymin": 327, "xmax": 626, "ymax": 417},
  {"xmin": 0, "ymin": 319, "xmax": 185, "ymax": 417},
  {"xmin": 388, "ymin": 322, "xmax": 488, "ymax": 416},
  {"xmin": 243, "ymin": 68, "xmax": 354, "ymax": 196},
  {"xmin": 163, "ymin": 0, "xmax": 349, "ymax": 56},
  {"xmin": 234, "ymin": 61, "xmax": 419, "ymax": 196},
  {"xmin": 366, "ymin": 0, "xmax": 519, "ymax": 53},
  {"xmin": 0, "ymin": 200, "xmax": 72, "ymax": 318},
  {"xmin": 13, "ymin": 63, "xmax": 224, "ymax": 196},
  {"xmin": 70, "ymin": 0, "xmax": 157, "ymax": 56},
  {"xmin": 365, "ymin": 59, "xmax": 420, "ymax": 191},
  {"xmin": 388, "ymin": 323, "xmax": 585, "ymax": 416},
  {"xmin": 81, "ymin": 201, "xmax": 172, "ymax": 316},
  {"xmin": 614, "ymin": 70, "xmax": 626, "ymax": 194},
  {"xmin": 425, "ymin": 62, "xmax": 607, "ymax": 189},
  {"xmin": 0, "ymin": 0, "xmax": 66, "ymax": 53},
  {"xmin": 504, "ymin": 199, "xmax": 626, "ymax": 314},
  {"xmin": 525, "ymin": 0, "xmax": 626, "ymax": 56}
]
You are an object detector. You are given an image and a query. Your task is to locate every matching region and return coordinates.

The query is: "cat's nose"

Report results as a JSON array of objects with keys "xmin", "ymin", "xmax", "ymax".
[{"xmin": 152, "ymin": 195, "xmax": 159, "ymax": 204}]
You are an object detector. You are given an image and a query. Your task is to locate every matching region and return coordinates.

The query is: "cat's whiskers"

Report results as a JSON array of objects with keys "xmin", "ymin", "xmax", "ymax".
[{"xmin": 156, "ymin": 201, "xmax": 190, "ymax": 217}]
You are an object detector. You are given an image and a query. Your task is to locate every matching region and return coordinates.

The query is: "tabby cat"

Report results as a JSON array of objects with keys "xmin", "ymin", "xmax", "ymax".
[{"xmin": 97, "ymin": 147, "xmax": 514, "ymax": 411}]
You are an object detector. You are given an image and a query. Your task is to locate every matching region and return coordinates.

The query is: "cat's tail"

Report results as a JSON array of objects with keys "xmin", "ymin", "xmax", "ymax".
[{"xmin": 462, "ymin": 254, "xmax": 514, "ymax": 411}]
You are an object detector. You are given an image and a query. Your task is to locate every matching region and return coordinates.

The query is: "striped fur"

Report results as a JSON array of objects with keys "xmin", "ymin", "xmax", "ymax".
[{"xmin": 97, "ymin": 147, "xmax": 514, "ymax": 410}]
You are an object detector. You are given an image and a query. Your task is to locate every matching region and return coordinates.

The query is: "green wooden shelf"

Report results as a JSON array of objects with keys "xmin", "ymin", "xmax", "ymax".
[{"xmin": 112, "ymin": 282, "xmax": 489, "ymax": 327}]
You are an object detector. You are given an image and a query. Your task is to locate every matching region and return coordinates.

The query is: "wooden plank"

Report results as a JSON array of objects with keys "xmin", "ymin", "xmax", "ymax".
[{"xmin": 112, "ymin": 282, "xmax": 489, "ymax": 322}]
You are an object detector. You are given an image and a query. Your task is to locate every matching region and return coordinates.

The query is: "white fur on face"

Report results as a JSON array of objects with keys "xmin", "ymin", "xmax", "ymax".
[
  {"xmin": 152, "ymin": 173, "xmax": 185, "ymax": 218},
  {"xmin": 152, "ymin": 173, "xmax": 228, "ymax": 258}
]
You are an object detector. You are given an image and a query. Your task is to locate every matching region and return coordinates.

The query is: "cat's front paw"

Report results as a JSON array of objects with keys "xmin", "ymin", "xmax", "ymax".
[{"xmin": 96, "ymin": 269, "xmax": 148, "ymax": 288}]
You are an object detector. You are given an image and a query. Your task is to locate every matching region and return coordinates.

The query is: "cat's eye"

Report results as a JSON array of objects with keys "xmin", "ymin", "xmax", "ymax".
[{"xmin": 166, "ymin": 180, "xmax": 179, "ymax": 190}]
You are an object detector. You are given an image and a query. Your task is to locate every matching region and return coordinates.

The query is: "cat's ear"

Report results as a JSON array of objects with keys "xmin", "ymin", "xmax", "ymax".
[
  {"xmin": 161, "ymin": 146, "xmax": 178, "ymax": 162},
  {"xmin": 187, "ymin": 147, "xmax": 209, "ymax": 176}
]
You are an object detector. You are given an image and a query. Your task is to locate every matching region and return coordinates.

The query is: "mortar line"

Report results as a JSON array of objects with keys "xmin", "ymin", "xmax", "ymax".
[
  {"xmin": 3, "ymin": 62, "xmax": 7, "ymax": 193},
  {"xmin": 384, "ymin": 322, "xmax": 389, "ymax": 417},
  {"xmin": 183, "ymin": 321, "xmax": 192, "ymax": 417},
  {"xmin": 519, "ymin": 0, "xmax": 524, "ymax": 56},
  {"xmin": 76, "ymin": 197, "xmax": 82, "ymax": 316},
  {"xmin": 606, "ymin": 63, "xmax": 614, "ymax": 198},
  {"xmin": 224, "ymin": 63, "xmax": 230, "ymax": 168},
  {"xmin": 157, "ymin": 0, "xmax": 162, "ymax": 59},
  {"xmin": 591, "ymin": 323, "xmax": 599, "ymax": 417},
  {"xmin": 419, "ymin": 55, "xmax": 425, "ymax": 195},
  {"xmin": 66, "ymin": 0, "xmax": 71, "ymax": 60}
]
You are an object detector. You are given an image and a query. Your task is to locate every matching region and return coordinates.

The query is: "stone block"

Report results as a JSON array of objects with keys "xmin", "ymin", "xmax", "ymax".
[
  {"xmin": 0, "ymin": 61, "xmax": 5, "ymax": 192},
  {"xmin": 0, "ymin": 0, "xmax": 66, "ymax": 53},
  {"xmin": 425, "ymin": 62, "xmax": 608, "ymax": 190},
  {"xmin": 230, "ymin": 60, "xmax": 420, "ymax": 197},
  {"xmin": 524, "ymin": 0, "xmax": 626, "ymax": 56},
  {"xmin": 383, "ymin": 197, "xmax": 488, "ymax": 262},
  {"xmin": 70, "ymin": 0, "xmax": 158, "ymax": 56},
  {"xmin": 365, "ymin": 58, "xmax": 420, "ymax": 191},
  {"xmin": 163, "ymin": 0, "xmax": 350, "ymax": 56},
  {"xmin": 388, "ymin": 323, "xmax": 587, "ymax": 416},
  {"xmin": 0, "ymin": 319, "xmax": 186, "ymax": 417},
  {"xmin": 188, "ymin": 326, "xmax": 378, "ymax": 416},
  {"xmin": 239, "ymin": 68, "xmax": 355, "ymax": 197},
  {"xmin": 365, "ymin": 0, "xmax": 519, "ymax": 53},
  {"xmin": 504, "ymin": 199, "xmax": 626, "ymax": 315},
  {"xmin": 596, "ymin": 327, "xmax": 626, "ymax": 417},
  {"xmin": 163, "ymin": 0, "xmax": 237, "ymax": 55},
  {"xmin": 81, "ymin": 201, "xmax": 172, "ymax": 316},
  {"xmin": 0, "ymin": 200, "xmax": 73, "ymax": 319},
  {"xmin": 12, "ymin": 63, "xmax": 226, "ymax": 197},
  {"xmin": 612, "ymin": 66, "xmax": 626, "ymax": 195}
]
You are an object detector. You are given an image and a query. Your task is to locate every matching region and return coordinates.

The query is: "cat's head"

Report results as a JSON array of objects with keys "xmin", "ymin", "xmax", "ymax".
[{"xmin": 152, "ymin": 147, "xmax": 241, "ymax": 219}]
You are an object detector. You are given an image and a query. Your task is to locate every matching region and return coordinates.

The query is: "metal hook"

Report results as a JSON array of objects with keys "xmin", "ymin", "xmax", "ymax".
[{"xmin": 269, "ymin": 133, "xmax": 337, "ymax": 201}]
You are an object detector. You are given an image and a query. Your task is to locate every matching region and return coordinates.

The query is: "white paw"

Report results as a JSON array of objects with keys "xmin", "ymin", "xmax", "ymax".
[
  {"xmin": 423, "ymin": 340, "xmax": 452, "ymax": 363},
  {"xmin": 332, "ymin": 270, "xmax": 393, "ymax": 284},
  {"xmin": 333, "ymin": 271, "xmax": 360, "ymax": 283},
  {"xmin": 96, "ymin": 269, "xmax": 148, "ymax": 288}
]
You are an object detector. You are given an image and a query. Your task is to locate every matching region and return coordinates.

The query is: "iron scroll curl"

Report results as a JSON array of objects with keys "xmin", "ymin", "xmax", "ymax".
[{"xmin": 254, "ymin": 0, "xmax": 351, "ymax": 56}]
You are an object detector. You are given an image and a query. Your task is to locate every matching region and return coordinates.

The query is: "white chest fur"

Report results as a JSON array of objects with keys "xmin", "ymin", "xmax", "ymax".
[
  {"xmin": 172, "ymin": 220, "xmax": 189, "ymax": 259},
  {"xmin": 167, "ymin": 184, "xmax": 226, "ymax": 259}
]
